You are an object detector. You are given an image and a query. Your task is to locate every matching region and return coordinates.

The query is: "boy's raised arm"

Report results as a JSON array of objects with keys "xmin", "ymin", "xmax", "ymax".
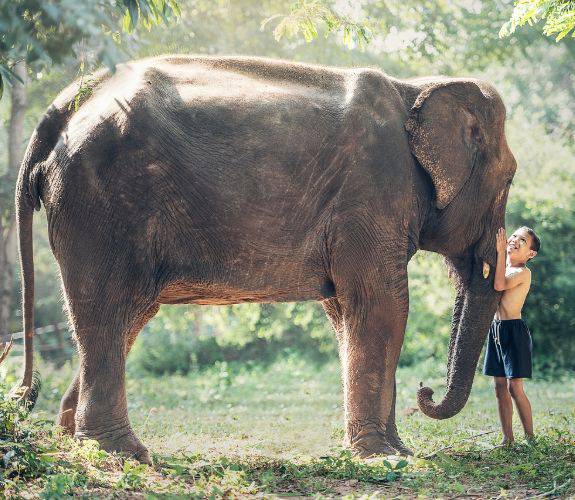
[{"xmin": 493, "ymin": 228, "xmax": 530, "ymax": 291}]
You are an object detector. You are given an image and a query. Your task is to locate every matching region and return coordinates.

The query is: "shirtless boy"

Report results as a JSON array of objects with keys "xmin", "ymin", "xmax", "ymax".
[{"xmin": 483, "ymin": 226, "xmax": 540, "ymax": 445}]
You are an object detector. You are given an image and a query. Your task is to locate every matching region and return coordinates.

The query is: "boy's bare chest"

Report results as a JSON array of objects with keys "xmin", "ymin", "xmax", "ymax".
[{"xmin": 497, "ymin": 283, "xmax": 529, "ymax": 319}]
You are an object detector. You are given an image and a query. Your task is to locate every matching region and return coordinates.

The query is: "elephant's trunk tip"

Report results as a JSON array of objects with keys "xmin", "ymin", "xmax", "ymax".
[
  {"xmin": 417, "ymin": 384, "xmax": 448, "ymax": 420},
  {"xmin": 417, "ymin": 384, "xmax": 464, "ymax": 420},
  {"xmin": 417, "ymin": 384, "xmax": 435, "ymax": 406}
]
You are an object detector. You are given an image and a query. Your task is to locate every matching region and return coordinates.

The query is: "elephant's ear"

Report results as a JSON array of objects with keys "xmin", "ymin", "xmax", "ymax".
[{"xmin": 405, "ymin": 81, "xmax": 486, "ymax": 209}]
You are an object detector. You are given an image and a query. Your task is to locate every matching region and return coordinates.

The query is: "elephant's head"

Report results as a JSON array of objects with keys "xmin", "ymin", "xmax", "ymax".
[{"xmin": 404, "ymin": 78, "xmax": 516, "ymax": 419}]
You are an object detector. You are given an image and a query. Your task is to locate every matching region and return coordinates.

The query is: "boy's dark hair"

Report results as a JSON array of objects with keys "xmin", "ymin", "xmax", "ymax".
[{"xmin": 518, "ymin": 226, "xmax": 541, "ymax": 255}]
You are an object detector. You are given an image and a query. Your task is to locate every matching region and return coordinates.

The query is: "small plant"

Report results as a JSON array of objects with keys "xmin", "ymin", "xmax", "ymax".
[
  {"xmin": 115, "ymin": 460, "xmax": 149, "ymax": 490},
  {"xmin": 0, "ymin": 381, "xmax": 92, "ymax": 495},
  {"xmin": 41, "ymin": 471, "xmax": 87, "ymax": 499},
  {"xmin": 69, "ymin": 439, "xmax": 109, "ymax": 467},
  {"xmin": 0, "ymin": 393, "xmax": 30, "ymax": 439},
  {"xmin": 310, "ymin": 450, "xmax": 409, "ymax": 483},
  {"xmin": 69, "ymin": 76, "xmax": 95, "ymax": 112}
]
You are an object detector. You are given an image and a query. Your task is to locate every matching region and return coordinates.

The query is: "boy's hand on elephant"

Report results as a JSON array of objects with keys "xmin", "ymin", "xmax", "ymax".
[{"xmin": 496, "ymin": 227, "xmax": 507, "ymax": 255}]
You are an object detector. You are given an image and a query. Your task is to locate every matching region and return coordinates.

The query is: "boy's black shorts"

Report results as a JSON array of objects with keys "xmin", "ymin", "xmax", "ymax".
[{"xmin": 483, "ymin": 319, "xmax": 532, "ymax": 379}]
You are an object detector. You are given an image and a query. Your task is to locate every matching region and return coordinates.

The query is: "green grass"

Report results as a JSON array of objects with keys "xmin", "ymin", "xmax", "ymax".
[{"xmin": 1, "ymin": 356, "xmax": 574, "ymax": 497}]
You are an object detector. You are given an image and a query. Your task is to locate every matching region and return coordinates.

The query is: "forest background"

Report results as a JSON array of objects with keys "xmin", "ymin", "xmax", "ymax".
[{"xmin": 1, "ymin": 0, "xmax": 574, "ymax": 379}]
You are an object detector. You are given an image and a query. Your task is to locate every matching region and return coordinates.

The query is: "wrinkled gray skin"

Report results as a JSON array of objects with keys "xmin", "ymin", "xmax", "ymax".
[{"xmin": 11, "ymin": 55, "xmax": 516, "ymax": 463}]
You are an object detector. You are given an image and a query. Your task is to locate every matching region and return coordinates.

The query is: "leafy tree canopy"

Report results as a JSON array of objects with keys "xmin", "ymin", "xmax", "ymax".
[
  {"xmin": 500, "ymin": 0, "xmax": 575, "ymax": 40},
  {"xmin": 262, "ymin": 0, "xmax": 373, "ymax": 48},
  {"xmin": 264, "ymin": 1, "xmax": 575, "ymax": 63},
  {"xmin": 0, "ymin": 0, "xmax": 181, "ymax": 99}
]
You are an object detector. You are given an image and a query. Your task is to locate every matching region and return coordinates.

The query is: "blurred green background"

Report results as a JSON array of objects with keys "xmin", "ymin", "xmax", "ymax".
[{"xmin": 0, "ymin": 0, "xmax": 573, "ymax": 378}]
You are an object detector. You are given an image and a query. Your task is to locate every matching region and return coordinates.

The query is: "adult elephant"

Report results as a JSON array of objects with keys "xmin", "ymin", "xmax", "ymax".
[{"xmin": 4, "ymin": 55, "xmax": 515, "ymax": 463}]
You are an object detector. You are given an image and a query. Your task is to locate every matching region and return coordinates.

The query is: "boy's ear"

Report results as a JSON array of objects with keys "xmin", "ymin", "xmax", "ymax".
[{"xmin": 528, "ymin": 250, "xmax": 537, "ymax": 260}]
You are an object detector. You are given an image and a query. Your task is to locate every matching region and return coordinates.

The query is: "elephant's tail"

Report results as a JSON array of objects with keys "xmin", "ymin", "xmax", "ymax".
[
  {"xmin": 6, "ymin": 125, "xmax": 48, "ymax": 409},
  {"xmin": 14, "ymin": 185, "xmax": 40, "ymax": 408},
  {"xmin": 0, "ymin": 160, "xmax": 41, "ymax": 408}
]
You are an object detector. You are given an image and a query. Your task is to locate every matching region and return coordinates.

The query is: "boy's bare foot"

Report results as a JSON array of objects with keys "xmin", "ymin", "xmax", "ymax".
[{"xmin": 500, "ymin": 436, "xmax": 514, "ymax": 447}]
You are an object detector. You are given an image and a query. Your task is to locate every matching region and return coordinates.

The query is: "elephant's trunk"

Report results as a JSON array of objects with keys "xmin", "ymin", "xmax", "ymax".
[
  {"xmin": 445, "ymin": 288, "xmax": 464, "ymax": 387},
  {"xmin": 417, "ymin": 256, "xmax": 499, "ymax": 419}
]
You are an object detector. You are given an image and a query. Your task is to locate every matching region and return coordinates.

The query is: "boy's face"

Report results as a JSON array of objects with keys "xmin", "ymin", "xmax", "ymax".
[{"xmin": 507, "ymin": 228, "xmax": 537, "ymax": 262}]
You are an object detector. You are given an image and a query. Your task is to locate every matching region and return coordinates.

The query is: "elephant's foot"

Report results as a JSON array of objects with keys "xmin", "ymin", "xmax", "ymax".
[
  {"xmin": 385, "ymin": 422, "xmax": 414, "ymax": 456},
  {"xmin": 348, "ymin": 421, "xmax": 396, "ymax": 458},
  {"xmin": 56, "ymin": 406, "xmax": 76, "ymax": 435},
  {"xmin": 57, "ymin": 376, "xmax": 80, "ymax": 435},
  {"xmin": 75, "ymin": 423, "xmax": 151, "ymax": 464},
  {"xmin": 57, "ymin": 391, "xmax": 78, "ymax": 435}
]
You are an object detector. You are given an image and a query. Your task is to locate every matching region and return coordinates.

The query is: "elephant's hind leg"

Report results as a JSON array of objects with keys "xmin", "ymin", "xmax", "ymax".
[
  {"xmin": 58, "ymin": 258, "xmax": 160, "ymax": 464},
  {"xmin": 56, "ymin": 303, "xmax": 159, "ymax": 436}
]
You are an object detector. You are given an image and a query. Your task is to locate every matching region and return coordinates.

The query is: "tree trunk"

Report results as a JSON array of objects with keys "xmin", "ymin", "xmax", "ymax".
[{"xmin": 0, "ymin": 61, "xmax": 27, "ymax": 343}]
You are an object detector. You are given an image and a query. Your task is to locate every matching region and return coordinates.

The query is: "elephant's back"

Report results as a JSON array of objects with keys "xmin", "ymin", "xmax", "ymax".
[
  {"xmin": 45, "ymin": 55, "xmax": 398, "ymax": 173},
  {"xmin": 128, "ymin": 54, "xmax": 351, "ymax": 102},
  {"xmin": 53, "ymin": 55, "xmax": 359, "ymax": 166}
]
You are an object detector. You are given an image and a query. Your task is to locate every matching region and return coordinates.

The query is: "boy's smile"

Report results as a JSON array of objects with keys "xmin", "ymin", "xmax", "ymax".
[{"xmin": 506, "ymin": 228, "xmax": 536, "ymax": 264}]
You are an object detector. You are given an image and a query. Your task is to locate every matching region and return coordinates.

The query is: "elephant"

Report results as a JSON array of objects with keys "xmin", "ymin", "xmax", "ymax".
[{"xmin": 4, "ymin": 55, "xmax": 516, "ymax": 463}]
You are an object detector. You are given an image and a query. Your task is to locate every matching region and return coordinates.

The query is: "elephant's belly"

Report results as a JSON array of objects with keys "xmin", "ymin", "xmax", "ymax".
[{"xmin": 157, "ymin": 278, "xmax": 335, "ymax": 305}]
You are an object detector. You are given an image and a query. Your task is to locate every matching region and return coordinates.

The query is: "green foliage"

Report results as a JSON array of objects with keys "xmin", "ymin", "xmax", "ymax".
[
  {"xmin": 67, "ymin": 62, "xmax": 96, "ymax": 112},
  {"xmin": 0, "ymin": 63, "xmax": 19, "ymax": 100},
  {"xmin": 263, "ymin": 0, "xmax": 373, "ymax": 48},
  {"xmin": 41, "ymin": 471, "xmax": 87, "ymax": 499},
  {"xmin": 161, "ymin": 450, "xmax": 408, "ymax": 496},
  {"xmin": 0, "ymin": 379, "xmax": 65, "ymax": 490},
  {"xmin": 0, "ymin": 0, "xmax": 181, "ymax": 95},
  {"xmin": 130, "ymin": 306, "xmax": 194, "ymax": 375},
  {"xmin": 115, "ymin": 460, "xmax": 149, "ymax": 490},
  {"xmin": 119, "ymin": 0, "xmax": 181, "ymax": 33},
  {"xmin": 129, "ymin": 303, "xmax": 335, "ymax": 375},
  {"xmin": 0, "ymin": 391, "xmax": 30, "ymax": 439},
  {"xmin": 404, "ymin": 252, "xmax": 454, "ymax": 366},
  {"xmin": 260, "ymin": 1, "xmax": 555, "ymax": 70},
  {"xmin": 501, "ymin": 0, "xmax": 575, "ymax": 40}
]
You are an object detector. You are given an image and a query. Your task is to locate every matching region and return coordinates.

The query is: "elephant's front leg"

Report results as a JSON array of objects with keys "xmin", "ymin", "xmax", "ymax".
[
  {"xmin": 328, "ymin": 221, "xmax": 410, "ymax": 457},
  {"xmin": 340, "ymin": 293, "xmax": 408, "ymax": 457}
]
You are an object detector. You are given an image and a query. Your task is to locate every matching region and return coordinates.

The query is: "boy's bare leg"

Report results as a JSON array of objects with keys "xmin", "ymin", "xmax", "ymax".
[
  {"xmin": 508, "ymin": 378, "xmax": 534, "ymax": 438},
  {"xmin": 494, "ymin": 377, "xmax": 514, "ymax": 444}
]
